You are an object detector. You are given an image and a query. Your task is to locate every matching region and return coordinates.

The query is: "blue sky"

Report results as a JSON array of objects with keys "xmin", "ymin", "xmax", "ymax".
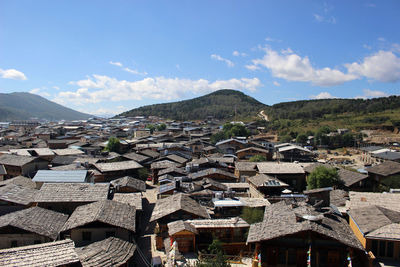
[{"xmin": 1, "ymin": 0, "xmax": 400, "ymax": 116}]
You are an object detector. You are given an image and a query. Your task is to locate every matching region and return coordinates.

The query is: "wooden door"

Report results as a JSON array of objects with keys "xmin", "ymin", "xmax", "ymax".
[{"xmin": 327, "ymin": 251, "xmax": 340, "ymax": 267}]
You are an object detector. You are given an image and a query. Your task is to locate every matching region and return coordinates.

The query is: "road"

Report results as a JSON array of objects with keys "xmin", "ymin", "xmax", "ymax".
[{"xmin": 258, "ymin": 110, "xmax": 269, "ymax": 121}]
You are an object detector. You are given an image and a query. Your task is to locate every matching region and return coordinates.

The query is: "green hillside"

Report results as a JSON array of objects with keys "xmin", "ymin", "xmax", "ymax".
[
  {"xmin": 0, "ymin": 92, "xmax": 92, "ymax": 121},
  {"xmin": 119, "ymin": 89, "xmax": 267, "ymax": 121}
]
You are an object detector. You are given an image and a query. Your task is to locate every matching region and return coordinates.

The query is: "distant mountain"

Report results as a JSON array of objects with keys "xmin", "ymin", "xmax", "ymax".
[
  {"xmin": 119, "ymin": 89, "xmax": 268, "ymax": 121},
  {"xmin": 0, "ymin": 92, "xmax": 92, "ymax": 121}
]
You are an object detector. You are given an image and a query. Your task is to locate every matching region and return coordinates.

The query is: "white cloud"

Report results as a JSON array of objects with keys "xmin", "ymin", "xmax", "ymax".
[
  {"xmin": 0, "ymin": 68, "xmax": 27, "ymax": 80},
  {"xmin": 54, "ymin": 75, "xmax": 262, "ymax": 105},
  {"xmin": 29, "ymin": 88, "xmax": 50, "ymax": 97},
  {"xmin": 378, "ymin": 37, "xmax": 386, "ymax": 42},
  {"xmin": 346, "ymin": 50, "xmax": 400, "ymax": 82},
  {"xmin": 313, "ymin": 14, "xmax": 336, "ymax": 24},
  {"xmin": 265, "ymin": 37, "xmax": 281, "ymax": 43},
  {"xmin": 109, "ymin": 61, "xmax": 147, "ymax": 76},
  {"xmin": 53, "ymin": 86, "xmax": 60, "ymax": 90},
  {"xmin": 233, "ymin": 51, "xmax": 247, "ymax": 57},
  {"xmin": 77, "ymin": 105, "xmax": 128, "ymax": 117},
  {"xmin": 247, "ymin": 48, "xmax": 357, "ymax": 86},
  {"xmin": 109, "ymin": 61, "xmax": 123, "ymax": 67},
  {"xmin": 211, "ymin": 54, "xmax": 235, "ymax": 67},
  {"xmin": 123, "ymin": 67, "xmax": 148, "ymax": 76},
  {"xmin": 245, "ymin": 64, "xmax": 260, "ymax": 71},
  {"xmin": 365, "ymin": 3, "xmax": 376, "ymax": 8},
  {"xmin": 355, "ymin": 89, "xmax": 389, "ymax": 99},
  {"xmin": 273, "ymin": 81, "xmax": 281, "ymax": 87},
  {"xmin": 311, "ymin": 92, "xmax": 337, "ymax": 99}
]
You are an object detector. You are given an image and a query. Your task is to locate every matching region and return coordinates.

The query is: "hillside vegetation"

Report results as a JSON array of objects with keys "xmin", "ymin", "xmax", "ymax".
[
  {"xmin": 119, "ymin": 89, "xmax": 267, "ymax": 121},
  {"xmin": 0, "ymin": 92, "xmax": 92, "ymax": 121}
]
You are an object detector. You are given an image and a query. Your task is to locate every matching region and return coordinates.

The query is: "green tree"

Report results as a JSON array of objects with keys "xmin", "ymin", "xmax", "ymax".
[
  {"xmin": 146, "ymin": 124, "xmax": 155, "ymax": 134},
  {"xmin": 195, "ymin": 239, "xmax": 231, "ymax": 267},
  {"xmin": 210, "ymin": 123, "xmax": 250, "ymax": 144},
  {"xmin": 307, "ymin": 166, "xmax": 342, "ymax": 190},
  {"xmin": 156, "ymin": 123, "xmax": 166, "ymax": 131},
  {"xmin": 249, "ymin": 155, "xmax": 267, "ymax": 162},
  {"xmin": 105, "ymin": 137, "xmax": 120, "ymax": 153},
  {"xmin": 240, "ymin": 207, "xmax": 264, "ymax": 224},
  {"xmin": 296, "ymin": 133, "xmax": 308, "ymax": 145}
]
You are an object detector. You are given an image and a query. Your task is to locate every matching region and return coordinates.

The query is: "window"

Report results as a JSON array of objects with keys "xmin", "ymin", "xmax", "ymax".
[
  {"xmin": 371, "ymin": 240, "xmax": 378, "ymax": 256},
  {"xmin": 34, "ymin": 240, "xmax": 41, "ymax": 244},
  {"xmin": 387, "ymin": 241, "xmax": 394, "ymax": 258},
  {"xmin": 11, "ymin": 240, "xmax": 17, "ymax": 247},
  {"xmin": 106, "ymin": 231, "xmax": 115, "ymax": 238},
  {"xmin": 82, "ymin": 231, "xmax": 92, "ymax": 241},
  {"xmin": 379, "ymin": 240, "xmax": 386, "ymax": 257}
]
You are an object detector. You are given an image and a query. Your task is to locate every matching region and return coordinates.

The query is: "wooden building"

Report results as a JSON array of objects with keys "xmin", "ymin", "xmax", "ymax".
[
  {"xmin": 0, "ymin": 207, "xmax": 68, "ymax": 249},
  {"xmin": 247, "ymin": 201, "xmax": 368, "ymax": 267},
  {"xmin": 61, "ymin": 200, "xmax": 136, "ymax": 247}
]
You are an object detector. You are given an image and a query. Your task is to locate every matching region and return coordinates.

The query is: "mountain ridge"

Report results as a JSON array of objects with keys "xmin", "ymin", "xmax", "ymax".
[
  {"xmin": 119, "ymin": 89, "xmax": 267, "ymax": 121},
  {"xmin": 0, "ymin": 92, "xmax": 92, "ymax": 121}
]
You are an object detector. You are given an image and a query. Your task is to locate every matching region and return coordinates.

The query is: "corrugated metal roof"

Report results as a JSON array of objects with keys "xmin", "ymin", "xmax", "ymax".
[{"xmin": 33, "ymin": 170, "xmax": 88, "ymax": 183}]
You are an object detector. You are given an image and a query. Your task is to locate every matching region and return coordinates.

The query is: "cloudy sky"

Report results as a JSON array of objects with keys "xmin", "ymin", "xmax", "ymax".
[{"xmin": 1, "ymin": 1, "xmax": 400, "ymax": 116}]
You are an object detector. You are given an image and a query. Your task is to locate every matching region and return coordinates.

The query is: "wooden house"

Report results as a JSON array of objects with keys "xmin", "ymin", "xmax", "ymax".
[
  {"xmin": 93, "ymin": 160, "xmax": 143, "ymax": 182},
  {"xmin": 35, "ymin": 183, "xmax": 110, "ymax": 214},
  {"xmin": 0, "ymin": 183, "xmax": 38, "ymax": 215},
  {"xmin": 247, "ymin": 201, "xmax": 368, "ymax": 267},
  {"xmin": 167, "ymin": 220, "xmax": 198, "ymax": 254},
  {"xmin": 236, "ymin": 147, "xmax": 272, "ymax": 161},
  {"xmin": 348, "ymin": 205, "xmax": 400, "ymax": 262},
  {"xmin": 61, "ymin": 200, "xmax": 136, "ymax": 247},
  {"xmin": 0, "ymin": 154, "xmax": 48, "ymax": 179},
  {"xmin": 187, "ymin": 217, "xmax": 250, "ymax": 255},
  {"xmin": 0, "ymin": 207, "xmax": 68, "ymax": 249},
  {"xmin": 110, "ymin": 176, "xmax": 146, "ymax": 193},
  {"xmin": 188, "ymin": 168, "xmax": 237, "ymax": 182},
  {"xmin": 215, "ymin": 138, "xmax": 247, "ymax": 154},
  {"xmin": 256, "ymin": 162, "xmax": 306, "ymax": 192},
  {"xmin": 366, "ymin": 161, "xmax": 400, "ymax": 191},
  {"xmin": 248, "ymin": 173, "xmax": 289, "ymax": 198},
  {"xmin": 150, "ymin": 193, "xmax": 210, "ymax": 250}
]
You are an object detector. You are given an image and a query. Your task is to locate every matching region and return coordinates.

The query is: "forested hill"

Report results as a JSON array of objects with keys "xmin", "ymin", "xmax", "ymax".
[
  {"xmin": 119, "ymin": 89, "xmax": 268, "ymax": 121},
  {"xmin": 0, "ymin": 92, "xmax": 92, "ymax": 121},
  {"xmin": 265, "ymin": 96, "xmax": 400, "ymax": 121}
]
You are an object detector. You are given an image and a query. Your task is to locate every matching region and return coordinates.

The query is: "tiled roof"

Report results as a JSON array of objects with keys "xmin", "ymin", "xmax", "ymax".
[
  {"xmin": 62, "ymin": 200, "xmax": 136, "ymax": 232},
  {"xmin": 0, "ymin": 239, "xmax": 79, "ymax": 267}
]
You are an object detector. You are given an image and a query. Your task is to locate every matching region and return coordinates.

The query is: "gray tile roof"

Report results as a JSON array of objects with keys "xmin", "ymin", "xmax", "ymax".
[
  {"xmin": 248, "ymin": 173, "xmax": 289, "ymax": 187},
  {"xmin": 0, "ymin": 239, "xmax": 79, "ymax": 267},
  {"xmin": 367, "ymin": 161, "xmax": 400, "ymax": 177},
  {"xmin": 76, "ymin": 237, "xmax": 136, "ymax": 267},
  {"xmin": 337, "ymin": 168, "xmax": 368, "ymax": 187},
  {"xmin": 35, "ymin": 183, "xmax": 110, "ymax": 203},
  {"xmin": 0, "ymin": 183, "xmax": 38, "ymax": 205},
  {"xmin": 110, "ymin": 176, "xmax": 146, "ymax": 192},
  {"xmin": 112, "ymin": 193, "xmax": 142, "ymax": 211},
  {"xmin": 234, "ymin": 162, "xmax": 257, "ymax": 172},
  {"xmin": 188, "ymin": 168, "xmax": 237, "ymax": 181},
  {"xmin": 62, "ymin": 200, "xmax": 136, "ymax": 232},
  {"xmin": 247, "ymin": 201, "xmax": 364, "ymax": 251},
  {"xmin": 0, "ymin": 176, "xmax": 36, "ymax": 189},
  {"xmin": 347, "ymin": 192, "xmax": 400, "ymax": 212},
  {"xmin": 0, "ymin": 207, "xmax": 68, "ymax": 239},
  {"xmin": 122, "ymin": 152, "xmax": 150, "ymax": 163},
  {"xmin": 348, "ymin": 205, "xmax": 400, "ymax": 234},
  {"xmin": 94, "ymin": 160, "xmax": 143, "ymax": 172},
  {"xmin": 257, "ymin": 162, "xmax": 305, "ymax": 174},
  {"xmin": 168, "ymin": 220, "xmax": 198, "ymax": 235},
  {"xmin": 0, "ymin": 154, "xmax": 37, "ymax": 167},
  {"xmin": 150, "ymin": 193, "xmax": 210, "ymax": 222}
]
